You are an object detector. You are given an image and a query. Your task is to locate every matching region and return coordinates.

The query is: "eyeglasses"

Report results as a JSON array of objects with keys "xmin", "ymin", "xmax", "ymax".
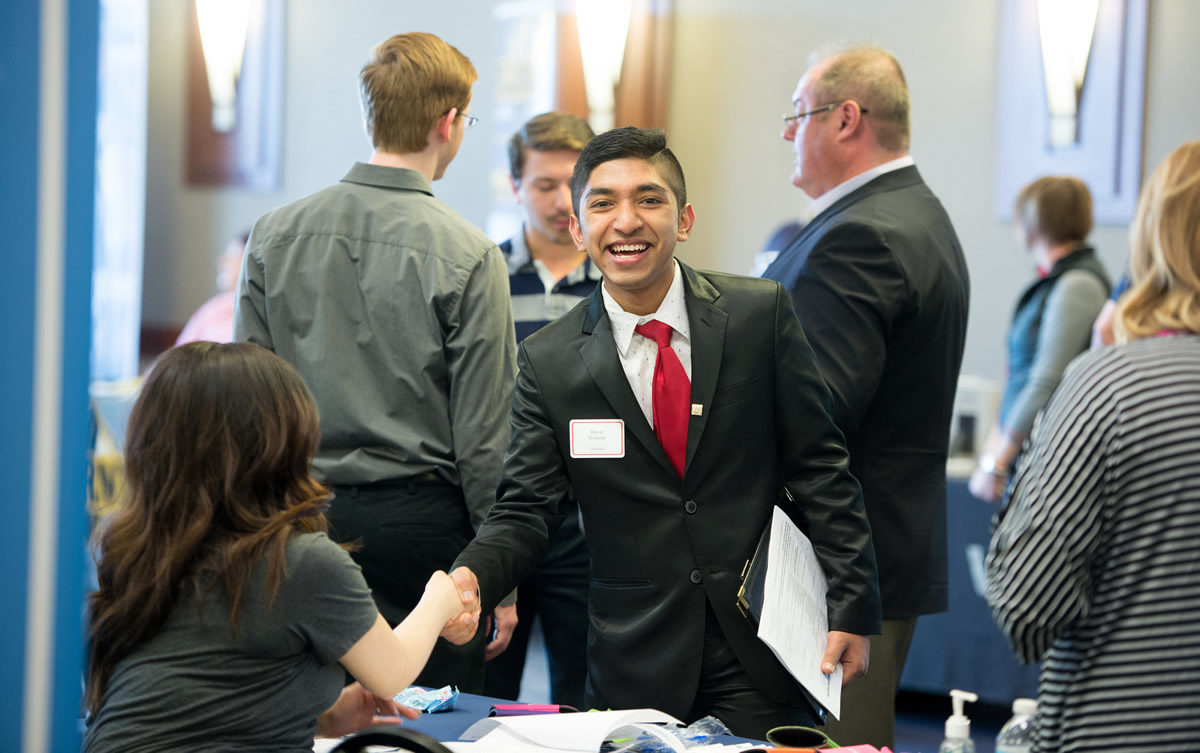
[
  {"xmin": 782, "ymin": 101, "xmax": 868, "ymax": 130},
  {"xmin": 444, "ymin": 110, "xmax": 480, "ymax": 129}
]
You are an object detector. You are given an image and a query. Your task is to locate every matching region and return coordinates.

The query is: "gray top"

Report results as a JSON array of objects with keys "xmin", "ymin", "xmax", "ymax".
[
  {"xmin": 235, "ymin": 163, "xmax": 517, "ymax": 529},
  {"xmin": 84, "ymin": 533, "xmax": 378, "ymax": 753},
  {"xmin": 1002, "ymin": 269, "xmax": 1109, "ymax": 437}
]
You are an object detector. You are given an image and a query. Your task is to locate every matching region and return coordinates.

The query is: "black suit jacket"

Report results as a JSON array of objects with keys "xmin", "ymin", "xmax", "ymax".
[
  {"xmin": 764, "ymin": 165, "xmax": 970, "ymax": 618},
  {"xmin": 455, "ymin": 263, "xmax": 880, "ymax": 718}
]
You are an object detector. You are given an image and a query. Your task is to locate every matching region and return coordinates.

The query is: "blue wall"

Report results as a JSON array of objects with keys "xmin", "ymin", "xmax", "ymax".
[
  {"xmin": 1, "ymin": 1, "xmax": 98, "ymax": 750},
  {"xmin": 0, "ymin": 1, "xmax": 44, "ymax": 740}
]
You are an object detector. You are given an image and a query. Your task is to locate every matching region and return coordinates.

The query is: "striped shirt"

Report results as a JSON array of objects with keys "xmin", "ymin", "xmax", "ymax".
[
  {"xmin": 501, "ymin": 230, "xmax": 602, "ymax": 343},
  {"xmin": 986, "ymin": 334, "xmax": 1200, "ymax": 753}
]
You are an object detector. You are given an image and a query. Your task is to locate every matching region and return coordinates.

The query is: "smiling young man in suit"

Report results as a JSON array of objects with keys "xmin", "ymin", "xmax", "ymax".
[
  {"xmin": 447, "ymin": 127, "xmax": 880, "ymax": 739},
  {"xmin": 763, "ymin": 45, "xmax": 970, "ymax": 748}
]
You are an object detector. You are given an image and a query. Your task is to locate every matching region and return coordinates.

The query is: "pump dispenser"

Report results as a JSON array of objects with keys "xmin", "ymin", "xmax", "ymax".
[{"xmin": 938, "ymin": 689, "xmax": 979, "ymax": 753}]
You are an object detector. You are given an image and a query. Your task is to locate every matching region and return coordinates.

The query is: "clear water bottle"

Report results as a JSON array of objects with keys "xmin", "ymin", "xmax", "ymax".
[{"xmin": 995, "ymin": 698, "xmax": 1037, "ymax": 753}]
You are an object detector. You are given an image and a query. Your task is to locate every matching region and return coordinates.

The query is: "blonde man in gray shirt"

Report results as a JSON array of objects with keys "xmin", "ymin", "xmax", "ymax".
[{"xmin": 234, "ymin": 31, "xmax": 517, "ymax": 692}]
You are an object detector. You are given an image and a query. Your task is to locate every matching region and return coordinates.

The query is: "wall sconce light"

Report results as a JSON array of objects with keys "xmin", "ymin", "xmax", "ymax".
[
  {"xmin": 1037, "ymin": 0, "xmax": 1100, "ymax": 148},
  {"xmin": 194, "ymin": 0, "xmax": 251, "ymax": 133},
  {"xmin": 576, "ymin": 0, "xmax": 633, "ymax": 133},
  {"xmin": 186, "ymin": 0, "xmax": 283, "ymax": 188}
]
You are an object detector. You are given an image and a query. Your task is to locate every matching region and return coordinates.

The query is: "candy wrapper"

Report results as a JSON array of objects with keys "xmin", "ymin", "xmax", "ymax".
[{"xmin": 393, "ymin": 685, "xmax": 459, "ymax": 713}]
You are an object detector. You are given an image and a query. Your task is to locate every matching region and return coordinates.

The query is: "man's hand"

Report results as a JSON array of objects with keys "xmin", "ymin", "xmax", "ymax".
[
  {"xmin": 315, "ymin": 682, "xmax": 420, "ymax": 739},
  {"xmin": 484, "ymin": 604, "xmax": 518, "ymax": 661},
  {"xmin": 440, "ymin": 566, "xmax": 482, "ymax": 645},
  {"xmin": 821, "ymin": 631, "xmax": 870, "ymax": 687}
]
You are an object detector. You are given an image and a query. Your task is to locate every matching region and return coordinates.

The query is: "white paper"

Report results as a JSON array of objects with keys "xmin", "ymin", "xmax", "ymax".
[
  {"xmin": 313, "ymin": 739, "xmax": 399, "ymax": 753},
  {"xmin": 460, "ymin": 709, "xmax": 682, "ymax": 752},
  {"xmin": 444, "ymin": 725, "xmax": 581, "ymax": 752},
  {"xmin": 756, "ymin": 506, "xmax": 842, "ymax": 719}
]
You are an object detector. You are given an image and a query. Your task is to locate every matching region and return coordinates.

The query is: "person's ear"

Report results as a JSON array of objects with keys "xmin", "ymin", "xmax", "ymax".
[
  {"xmin": 436, "ymin": 107, "xmax": 458, "ymax": 143},
  {"xmin": 676, "ymin": 204, "xmax": 696, "ymax": 242},
  {"xmin": 836, "ymin": 101, "xmax": 864, "ymax": 137},
  {"xmin": 569, "ymin": 213, "xmax": 585, "ymax": 251}
]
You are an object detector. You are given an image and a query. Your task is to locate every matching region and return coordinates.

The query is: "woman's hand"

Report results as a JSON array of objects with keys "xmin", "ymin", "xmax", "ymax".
[
  {"xmin": 425, "ymin": 569, "xmax": 471, "ymax": 625},
  {"xmin": 968, "ymin": 465, "xmax": 1008, "ymax": 502},
  {"xmin": 315, "ymin": 681, "xmax": 419, "ymax": 739}
]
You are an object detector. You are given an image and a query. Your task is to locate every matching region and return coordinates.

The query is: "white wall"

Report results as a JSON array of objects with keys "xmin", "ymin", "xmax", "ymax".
[
  {"xmin": 667, "ymin": 0, "xmax": 1200, "ymax": 379},
  {"xmin": 143, "ymin": 0, "xmax": 1200, "ymax": 380},
  {"xmin": 142, "ymin": 1, "xmax": 498, "ymax": 329}
]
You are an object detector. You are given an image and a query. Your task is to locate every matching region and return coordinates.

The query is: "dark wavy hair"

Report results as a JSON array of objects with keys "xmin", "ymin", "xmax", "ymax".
[{"xmin": 85, "ymin": 342, "xmax": 332, "ymax": 711}]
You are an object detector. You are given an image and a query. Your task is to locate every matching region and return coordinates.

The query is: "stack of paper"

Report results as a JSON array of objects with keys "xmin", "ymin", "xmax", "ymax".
[{"xmin": 755, "ymin": 507, "xmax": 842, "ymax": 720}]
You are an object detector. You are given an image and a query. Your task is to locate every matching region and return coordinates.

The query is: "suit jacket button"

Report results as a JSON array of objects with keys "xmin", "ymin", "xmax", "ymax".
[
  {"xmin": 684, "ymin": 500, "xmax": 697, "ymax": 514},
  {"xmin": 690, "ymin": 569, "xmax": 702, "ymax": 584}
]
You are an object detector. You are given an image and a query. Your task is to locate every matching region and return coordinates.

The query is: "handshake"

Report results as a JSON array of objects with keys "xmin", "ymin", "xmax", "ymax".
[{"xmin": 426, "ymin": 566, "xmax": 489, "ymax": 646}]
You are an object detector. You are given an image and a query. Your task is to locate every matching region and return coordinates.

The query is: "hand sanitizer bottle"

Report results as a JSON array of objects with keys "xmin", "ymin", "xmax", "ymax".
[
  {"xmin": 995, "ymin": 698, "xmax": 1037, "ymax": 753},
  {"xmin": 938, "ymin": 689, "xmax": 978, "ymax": 753}
]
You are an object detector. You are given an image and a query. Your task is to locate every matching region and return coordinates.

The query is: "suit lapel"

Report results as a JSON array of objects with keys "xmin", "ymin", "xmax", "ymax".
[
  {"xmin": 579, "ymin": 289, "xmax": 676, "ymax": 475},
  {"xmin": 680, "ymin": 265, "xmax": 727, "ymax": 475}
]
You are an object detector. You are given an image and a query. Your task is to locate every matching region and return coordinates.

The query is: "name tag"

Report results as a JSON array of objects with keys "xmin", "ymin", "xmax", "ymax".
[{"xmin": 569, "ymin": 419, "xmax": 625, "ymax": 458}]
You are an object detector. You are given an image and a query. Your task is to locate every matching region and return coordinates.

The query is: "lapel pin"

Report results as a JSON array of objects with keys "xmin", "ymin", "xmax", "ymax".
[{"xmin": 691, "ymin": 404, "xmax": 703, "ymax": 416}]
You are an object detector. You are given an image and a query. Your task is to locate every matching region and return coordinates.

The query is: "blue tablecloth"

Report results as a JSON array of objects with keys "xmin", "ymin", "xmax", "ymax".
[
  {"xmin": 899, "ymin": 479, "xmax": 1040, "ymax": 705},
  {"xmin": 399, "ymin": 692, "xmax": 508, "ymax": 741}
]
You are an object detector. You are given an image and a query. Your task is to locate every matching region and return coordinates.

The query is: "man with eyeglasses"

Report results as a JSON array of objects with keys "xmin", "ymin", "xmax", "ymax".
[
  {"xmin": 762, "ymin": 44, "xmax": 969, "ymax": 749},
  {"xmin": 235, "ymin": 32, "xmax": 516, "ymax": 693}
]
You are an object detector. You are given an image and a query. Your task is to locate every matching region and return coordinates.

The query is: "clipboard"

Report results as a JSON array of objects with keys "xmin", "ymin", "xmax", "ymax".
[
  {"xmin": 736, "ymin": 493, "xmax": 832, "ymax": 724},
  {"xmin": 738, "ymin": 488, "xmax": 802, "ymax": 625},
  {"xmin": 736, "ymin": 518, "xmax": 771, "ymax": 626}
]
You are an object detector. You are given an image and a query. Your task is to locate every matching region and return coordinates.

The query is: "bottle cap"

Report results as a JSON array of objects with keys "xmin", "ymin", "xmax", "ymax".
[
  {"xmin": 945, "ymin": 689, "xmax": 978, "ymax": 739},
  {"xmin": 946, "ymin": 715, "xmax": 971, "ymax": 739},
  {"xmin": 1012, "ymin": 697, "xmax": 1037, "ymax": 716}
]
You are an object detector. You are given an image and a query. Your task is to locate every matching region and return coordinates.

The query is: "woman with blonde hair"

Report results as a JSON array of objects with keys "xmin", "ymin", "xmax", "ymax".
[
  {"xmin": 986, "ymin": 141, "xmax": 1200, "ymax": 752},
  {"xmin": 84, "ymin": 342, "xmax": 472, "ymax": 752}
]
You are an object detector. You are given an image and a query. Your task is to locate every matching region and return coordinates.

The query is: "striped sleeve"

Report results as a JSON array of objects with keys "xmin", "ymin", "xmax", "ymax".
[{"xmin": 985, "ymin": 349, "xmax": 1120, "ymax": 663}]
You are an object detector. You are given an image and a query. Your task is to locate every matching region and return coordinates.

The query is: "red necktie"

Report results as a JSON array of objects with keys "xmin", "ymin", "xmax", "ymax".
[{"xmin": 634, "ymin": 320, "xmax": 690, "ymax": 477}]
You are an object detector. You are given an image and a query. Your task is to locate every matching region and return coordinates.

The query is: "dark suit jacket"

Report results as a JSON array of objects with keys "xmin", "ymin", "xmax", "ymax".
[
  {"xmin": 764, "ymin": 165, "xmax": 970, "ymax": 618},
  {"xmin": 454, "ymin": 263, "xmax": 880, "ymax": 718}
]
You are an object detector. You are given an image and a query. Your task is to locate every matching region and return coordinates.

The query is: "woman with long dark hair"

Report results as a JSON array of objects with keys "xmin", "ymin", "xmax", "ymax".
[{"xmin": 84, "ymin": 342, "xmax": 469, "ymax": 752}]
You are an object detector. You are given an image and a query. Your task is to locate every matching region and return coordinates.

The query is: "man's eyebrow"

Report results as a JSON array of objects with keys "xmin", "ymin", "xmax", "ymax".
[
  {"xmin": 584, "ymin": 183, "xmax": 669, "ymax": 198},
  {"xmin": 635, "ymin": 183, "xmax": 669, "ymax": 195}
]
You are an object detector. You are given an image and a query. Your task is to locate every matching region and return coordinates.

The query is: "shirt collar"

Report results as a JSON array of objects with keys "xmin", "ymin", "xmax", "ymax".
[
  {"xmin": 504, "ymin": 228, "xmax": 534, "ymax": 275},
  {"xmin": 340, "ymin": 162, "xmax": 434, "ymax": 195},
  {"xmin": 809, "ymin": 155, "xmax": 914, "ymax": 218},
  {"xmin": 601, "ymin": 259, "xmax": 690, "ymax": 357},
  {"xmin": 505, "ymin": 227, "xmax": 604, "ymax": 283}
]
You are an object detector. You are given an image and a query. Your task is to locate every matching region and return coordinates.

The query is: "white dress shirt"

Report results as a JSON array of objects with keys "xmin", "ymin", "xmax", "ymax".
[
  {"xmin": 808, "ymin": 155, "xmax": 915, "ymax": 219},
  {"xmin": 600, "ymin": 259, "xmax": 692, "ymax": 429}
]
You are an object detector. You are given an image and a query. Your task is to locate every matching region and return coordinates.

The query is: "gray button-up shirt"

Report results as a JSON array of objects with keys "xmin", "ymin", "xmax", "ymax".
[{"xmin": 234, "ymin": 162, "xmax": 517, "ymax": 530}]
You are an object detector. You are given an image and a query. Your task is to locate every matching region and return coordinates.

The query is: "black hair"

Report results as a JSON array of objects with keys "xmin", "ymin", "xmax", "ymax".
[{"xmin": 570, "ymin": 127, "xmax": 686, "ymax": 216}]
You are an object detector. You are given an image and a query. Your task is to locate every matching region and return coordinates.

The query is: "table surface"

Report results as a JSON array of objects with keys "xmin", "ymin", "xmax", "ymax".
[{"xmin": 397, "ymin": 692, "xmax": 761, "ymax": 745}]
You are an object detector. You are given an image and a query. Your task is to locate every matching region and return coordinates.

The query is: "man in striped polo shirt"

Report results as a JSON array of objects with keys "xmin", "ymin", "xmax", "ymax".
[{"xmin": 483, "ymin": 112, "xmax": 598, "ymax": 707}]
